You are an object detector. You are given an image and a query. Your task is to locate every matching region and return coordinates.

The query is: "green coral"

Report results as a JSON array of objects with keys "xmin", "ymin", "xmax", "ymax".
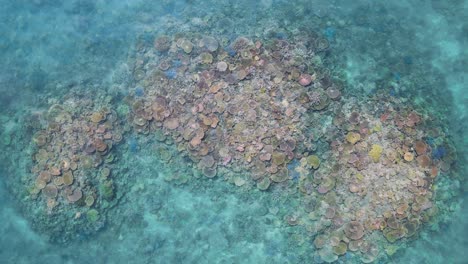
[
  {"xmin": 272, "ymin": 152, "xmax": 286, "ymax": 166},
  {"xmin": 116, "ymin": 104, "xmax": 129, "ymax": 117},
  {"xmin": 372, "ymin": 124, "xmax": 382, "ymax": 133},
  {"xmin": 86, "ymin": 209, "xmax": 100, "ymax": 222},
  {"xmin": 369, "ymin": 144, "xmax": 383, "ymax": 162},
  {"xmin": 404, "ymin": 221, "xmax": 419, "ymax": 237},
  {"xmin": 165, "ymin": 170, "xmax": 191, "ymax": 185},
  {"xmin": 81, "ymin": 155, "xmax": 94, "ymax": 169},
  {"xmin": 383, "ymin": 228, "xmax": 404, "ymax": 243},
  {"xmin": 156, "ymin": 146, "xmax": 172, "ymax": 162},
  {"xmin": 200, "ymin": 52, "xmax": 213, "ymax": 64},
  {"xmin": 1, "ymin": 132, "xmax": 11, "ymax": 146},
  {"xmin": 104, "ymin": 153, "xmax": 115, "ymax": 163},
  {"xmin": 333, "ymin": 242, "xmax": 348, "ymax": 255},
  {"xmin": 100, "ymin": 180, "xmax": 114, "ymax": 200},
  {"xmin": 306, "ymin": 155, "xmax": 320, "ymax": 169},
  {"xmin": 257, "ymin": 177, "xmax": 271, "ymax": 191},
  {"xmin": 346, "ymin": 132, "xmax": 361, "ymax": 145},
  {"xmin": 355, "ymin": 173, "xmax": 364, "ymax": 181},
  {"xmin": 270, "ymin": 168, "xmax": 289, "ymax": 183},
  {"xmin": 385, "ymin": 245, "xmax": 399, "ymax": 256}
]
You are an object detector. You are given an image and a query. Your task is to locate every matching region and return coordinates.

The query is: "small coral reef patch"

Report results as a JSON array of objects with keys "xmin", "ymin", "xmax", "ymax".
[
  {"xmin": 26, "ymin": 101, "xmax": 123, "ymax": 242},
  {"xmin": 297, "ymin": 91, "xmax": 457, "ymax": 263}
]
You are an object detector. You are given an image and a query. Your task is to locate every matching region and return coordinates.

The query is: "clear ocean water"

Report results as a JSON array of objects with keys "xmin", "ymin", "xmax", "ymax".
[{"xmin": 0, "ymin": 1, "xmax": 466, "ymax": 263}]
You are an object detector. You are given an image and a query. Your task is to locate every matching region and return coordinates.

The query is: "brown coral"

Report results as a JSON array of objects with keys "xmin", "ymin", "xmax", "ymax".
[
  {"xmin": 154, "ymin": 35, "xmax": 171, "ymax": 52},
  {"xmin": 94, "ymin": 139, "xmax": 108, "ymax": 152},
  {"xmin": 62, "ymin": 171, "xmax": 74, "ymax": 186},
  {"xmin": 37, "ymin": 171, "xmax": 51, "ymax": 183},
  {"xmin": 43, "ymin": 184, "xmax": 58, "ymax": 198},
  {"xmin": 90, "ymin": 112, "xmax": 105, "ymax": 123},
  {"xmin": 344, "ymin": 221, "xmax": 364, "ymax": 240},
  {"xmin": 32, "ymin": 131, "xmax": 48, "ymax": 147},
  {"xmin": 200, "ymin": 52, "xmax": 213, "ymax": 64},
  {"xmin": 53, "ymin": 176, "xmax": 64, "ymax": 186},
  {"xmin": 199, "ymin": 155, "xmax": 216, "ymax": 168},
  {"xmin": 414, "ymin": 141, "xmax": 428, "ymax": 155},
  {"xmin": 270, "ymin": 168, "xmax": 289, "ymax": 183},
  {"xmin": 84, "ymin": 141, "xmax": 96, "ymax": 154},
  {"xmin": 417, "ymin": 155, "xmax": 431, "ymax": 168},
  {"xmin": 35, "ymin": 178, "xmax": 47, "ymax": 190},
  {"xmin": 314, "ymin": 235, "xmax": 327, "ymax": 249},
  {"xmin": 49, "ymin": 167, "xmax": 61, "ymax": 176},
  {"xmin": 272, "ymin": 152, "xmax": 286, "ymax": 166},
  {"xmin": 202, "ymin": 167, "xmax": 217, "ymax": 178},
  {"xmin": 404, "ymin": 152, "xmax": 414, "ymax": 162},
  {"xmin": 164, "ymin": 118, "xmax": 180, "ymax": 130},
  {"xmin": 67, "ymin": 188, "xmax": 83, "ymax": 203}
]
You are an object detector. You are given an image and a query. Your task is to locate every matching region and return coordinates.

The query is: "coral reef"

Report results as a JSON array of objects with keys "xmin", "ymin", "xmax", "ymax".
[
  {"xmin": 26, "ymin": 101, "xmax": 123, "ymax": 242},
  {"xmin": 18, "ymin": 29, "xmax": 458, "ymax": 263},
  {"xmin": 128, "ymin": 34, "xmax": 340, "ymax": 192},
  {"xmin": 123, "ymin": 33, "xmax": 456, "ymax": 262}
]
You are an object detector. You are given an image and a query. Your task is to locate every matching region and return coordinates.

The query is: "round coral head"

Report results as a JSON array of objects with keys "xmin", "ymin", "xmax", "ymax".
[
  {"xmin": 298, "ymin": 74, "xmax": 312, "ymax": 86},
  {"xmin": 344, "ymin": 221, "xmax": 364, "ymax": 240}
]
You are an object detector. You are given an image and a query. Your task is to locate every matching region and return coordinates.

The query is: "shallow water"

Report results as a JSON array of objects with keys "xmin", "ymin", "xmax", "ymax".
[{"xmin": 0, "ymin": 1, "xmax": 466, "ymax": 263}]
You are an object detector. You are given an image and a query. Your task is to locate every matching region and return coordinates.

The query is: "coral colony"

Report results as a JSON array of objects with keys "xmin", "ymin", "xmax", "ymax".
[{"xmin": 27, "ymin": 33, "xmax": 456, "ymax": 263}]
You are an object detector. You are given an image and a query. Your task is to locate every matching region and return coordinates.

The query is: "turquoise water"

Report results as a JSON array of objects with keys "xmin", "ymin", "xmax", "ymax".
[{"xmin": 0, "ymin": 1, "xmax": 466, "ymax": 263}]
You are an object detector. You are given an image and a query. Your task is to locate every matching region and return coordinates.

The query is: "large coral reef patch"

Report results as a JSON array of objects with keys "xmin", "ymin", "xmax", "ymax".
[
  {"xmin": 18, "ymin": 32, "xmax": 459, "ymax": 262},
  {"xmin": 128, "ymin": 33, "xmax": 339, "ymax": 191}
]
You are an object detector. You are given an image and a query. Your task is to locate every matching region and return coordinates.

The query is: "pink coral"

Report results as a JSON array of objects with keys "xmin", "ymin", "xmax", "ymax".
[{"xmin": 298, "ymin": 74, "xmax": 312, "ymax": 86}]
